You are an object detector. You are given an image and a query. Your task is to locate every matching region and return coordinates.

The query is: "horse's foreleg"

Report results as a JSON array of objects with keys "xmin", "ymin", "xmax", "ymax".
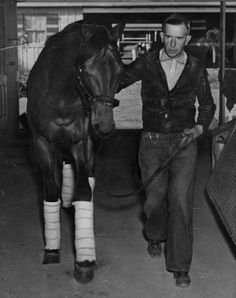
[
  {"xmin": 43, "ymin": 199, "xmax": 61, "ymax": 264},
  {"xmin": 73, "ymin": 178, "xmax": 96, "ymax": 261},
  {"xmin": 73, "ymin": 177, "xmax": 96, "ymax": 283},
  {"xmin": 34, "ymin": 136, "xmax": 61, "ymax": 264},
  {"xmin": 71, "ymin": 143, "xmax": 96, "ymax": 283},
  {"xmin": 73, "ymin": 198, "xmax": 96, "ymax": 283}
]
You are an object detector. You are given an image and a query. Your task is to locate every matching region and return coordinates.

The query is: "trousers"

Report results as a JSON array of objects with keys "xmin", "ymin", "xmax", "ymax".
[{"xmin": 139, "ymin": 131, "xmax": 198, "ymax": 272}]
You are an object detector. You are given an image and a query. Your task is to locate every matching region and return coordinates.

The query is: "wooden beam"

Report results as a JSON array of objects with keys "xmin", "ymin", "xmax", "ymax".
[
  {"xmin": 16, "ymin": 1, "xmax": 236, "ymax": 8},
  {"xmin": 219, "ymin": 0, "xmax": 226, "ymax": 125},
  {"xmin": 233, "ymin": 18, "xmax": 236, "ymax": 66},
  {"xmin": 17, "ymin": 1, "xmax": 236, "ymax": 13}
]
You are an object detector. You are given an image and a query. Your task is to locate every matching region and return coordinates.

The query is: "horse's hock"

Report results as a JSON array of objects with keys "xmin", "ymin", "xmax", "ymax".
[{"xmin": 94, "ymin": 129, "xmax": 143, "ymax": 209}]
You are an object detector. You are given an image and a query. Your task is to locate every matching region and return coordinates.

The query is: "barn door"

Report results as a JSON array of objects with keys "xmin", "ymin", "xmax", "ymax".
[{"xmin": 0, "ymin": 0, "xmax": 18, "ymax": 142}]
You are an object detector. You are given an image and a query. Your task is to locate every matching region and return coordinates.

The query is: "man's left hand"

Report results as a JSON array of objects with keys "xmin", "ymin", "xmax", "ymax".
[{"xmin": 179, "ymin": 125, "xmax": 203, "ymax": 148}]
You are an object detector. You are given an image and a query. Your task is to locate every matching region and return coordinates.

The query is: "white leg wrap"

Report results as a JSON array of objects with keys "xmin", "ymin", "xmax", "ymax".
[
  {"xmin": 44, "ymin": 200, "xmax": 61, "ymax": 250},
  {"xmin": 88, "ymin": 177, "xmax": 95, "ymax": 201},
  {"xmin": 72, "ymin": 201, "xmax": 96, "ymax": 262},
  {"xmin": 61, "ymin": 162, "xmax": 74, "ymax": 208}
]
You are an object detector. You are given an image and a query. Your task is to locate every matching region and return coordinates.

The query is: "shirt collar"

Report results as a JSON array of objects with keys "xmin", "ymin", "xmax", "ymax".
[{"xmin": 159, "ymin": 48, "xmax": 187, "ymax": 64}]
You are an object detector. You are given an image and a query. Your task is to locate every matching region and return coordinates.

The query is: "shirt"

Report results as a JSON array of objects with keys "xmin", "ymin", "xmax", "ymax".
[{"xmin": 159, "ymin": 48, "xmax": 187, "ymax": 91}]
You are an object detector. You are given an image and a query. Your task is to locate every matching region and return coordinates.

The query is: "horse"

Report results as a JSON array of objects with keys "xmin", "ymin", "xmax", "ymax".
[{"xmin": 26, "ymin": 20, "xmax": 125, "ymax": 283}]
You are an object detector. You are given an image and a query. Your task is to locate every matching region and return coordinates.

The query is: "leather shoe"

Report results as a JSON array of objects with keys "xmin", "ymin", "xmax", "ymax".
[
  {"xmin": 174, "ymin": 271, "xmax": 191, "ymax": 287},
  {"xmin": 147, "ymin": 239, "xmax": 162, "ymax": 257}
]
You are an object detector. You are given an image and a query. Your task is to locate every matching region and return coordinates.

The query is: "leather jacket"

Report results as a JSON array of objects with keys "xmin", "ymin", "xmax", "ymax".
[{"xmin": 119, "ymin": 49, "xmax": 216, "ymax": 133}]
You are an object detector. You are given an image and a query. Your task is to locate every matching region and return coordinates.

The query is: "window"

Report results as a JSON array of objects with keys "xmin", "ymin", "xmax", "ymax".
[{"xmin": 24, "ymin": 16, "xmax": 46, "ymax": 44}]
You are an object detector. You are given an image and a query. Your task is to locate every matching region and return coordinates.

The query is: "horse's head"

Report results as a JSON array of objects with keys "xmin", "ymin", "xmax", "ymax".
[{"xmin": 77, "ymin": 23, "xmax": 125, "ymax": 138}]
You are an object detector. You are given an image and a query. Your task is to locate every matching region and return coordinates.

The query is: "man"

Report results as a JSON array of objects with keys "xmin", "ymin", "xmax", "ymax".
[{"xmin": 119, "ymin": 14, "xmax": 215, "ymax": 287}]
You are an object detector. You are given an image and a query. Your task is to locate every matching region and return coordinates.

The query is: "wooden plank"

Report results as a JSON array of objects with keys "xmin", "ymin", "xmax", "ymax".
[
  {"xmin": 16, "ymin": 1, "xmax": 236, "ymax": 8},
  {"xmin": 58, "ymin": 7, "xmax": 82, "ymax": 30},
  {"xmin": 0, "ymin": 2, "xmax": 7, "ymax": 129},
  {"xmin": 2, "ymin": 0, "xmax": 18, "ymax": 141},
  {"xmin": 17, "ymin": 0, "xmax": 222, "ymax": 2},
  {"xmin": 219, "ymin": 0, "xmax": 226, "ymax": 125},
  {"xmin": 233, "ymin": 18, "xmax": 236, "ymax": 67}
]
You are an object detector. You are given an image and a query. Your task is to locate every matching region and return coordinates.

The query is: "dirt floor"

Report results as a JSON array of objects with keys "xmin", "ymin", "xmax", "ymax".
[{"xmin": 0, "ymin": 135, "xmax": 235, "ymax": 298}]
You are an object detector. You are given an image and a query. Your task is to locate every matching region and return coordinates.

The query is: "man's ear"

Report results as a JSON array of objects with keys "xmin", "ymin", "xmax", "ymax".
[
  {"xmin": 160, "ymin": 32, "xmax": 164, "ymax": 42},
  {"xmin": 185, "ymin": 35, "xmax": 191, "ymax": 45}
]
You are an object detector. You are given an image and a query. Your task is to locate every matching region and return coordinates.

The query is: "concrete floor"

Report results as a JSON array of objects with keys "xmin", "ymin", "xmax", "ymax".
[{"xmin": 0, "ymin": 138, "xmax": 235, "ymax": 298}]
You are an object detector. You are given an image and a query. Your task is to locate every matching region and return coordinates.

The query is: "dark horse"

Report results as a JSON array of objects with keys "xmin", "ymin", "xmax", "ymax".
[{"xmin": 27, "ymin": 21, "xmax": 124, "ymax": 283}]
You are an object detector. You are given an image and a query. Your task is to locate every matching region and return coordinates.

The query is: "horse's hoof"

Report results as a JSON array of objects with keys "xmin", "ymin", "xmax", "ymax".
[
  {"xmin": 43, "ymin": 249, "xmax": 60, "ymax": 264},
  {"xmin": 74, "ymin": 260, "xmax": 96, "ymax": 283}
]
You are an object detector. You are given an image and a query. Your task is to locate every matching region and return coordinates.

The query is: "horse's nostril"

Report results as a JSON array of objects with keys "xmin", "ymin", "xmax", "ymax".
[{"xmin": 92, "ymin": 122, "xmax": 116, "ymax": 138}]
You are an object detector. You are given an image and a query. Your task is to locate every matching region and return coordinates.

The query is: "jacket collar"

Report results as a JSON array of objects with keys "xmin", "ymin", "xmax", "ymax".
[
  {"xmin": 156, "ymin": 49, "xmax": 192, "ymax": 90},
  {"xmin": 159, "ymin": 48, "xmax": 187, "ymax": 65}
]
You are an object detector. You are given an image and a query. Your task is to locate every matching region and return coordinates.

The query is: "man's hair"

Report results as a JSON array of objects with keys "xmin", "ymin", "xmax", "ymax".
[{"xmin": 162, "ymin": 14, "xmax": 190, "ymax": 34}]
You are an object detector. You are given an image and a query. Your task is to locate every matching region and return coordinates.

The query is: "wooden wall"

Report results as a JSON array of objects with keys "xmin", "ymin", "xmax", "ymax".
[
  {"xmin": 0, "ymin": 0, "xmax": 18, "ymax": 142},
  {"xmin": 17, "ymin": 7, "xmax": 83, "ymax": 39}
]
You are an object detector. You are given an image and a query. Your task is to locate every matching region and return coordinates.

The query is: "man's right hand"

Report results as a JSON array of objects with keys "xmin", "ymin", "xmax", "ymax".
[{"xmin": 179, "ymin": 125, "xmax": 203, "ymax": 148}]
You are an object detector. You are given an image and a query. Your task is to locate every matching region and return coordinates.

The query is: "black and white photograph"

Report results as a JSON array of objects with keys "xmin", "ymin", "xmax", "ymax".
[{"xmin": 0, "ymin": 0, "xmax": 235, "ymax": 297}]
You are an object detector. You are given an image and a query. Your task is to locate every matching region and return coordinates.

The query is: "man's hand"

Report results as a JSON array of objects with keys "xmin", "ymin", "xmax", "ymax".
[{"xmin": 179, "ymin": 125, "xmax": 203, "ymax": 148}]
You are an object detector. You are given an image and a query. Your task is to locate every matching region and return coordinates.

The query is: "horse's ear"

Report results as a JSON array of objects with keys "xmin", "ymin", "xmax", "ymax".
[
  {"xmin": 111, "ymin": 23, "xmax": 125, "ymax": 41},
  {"xmin": 81, "ymin": 22, "xmax": 96, "ymax": 41}
]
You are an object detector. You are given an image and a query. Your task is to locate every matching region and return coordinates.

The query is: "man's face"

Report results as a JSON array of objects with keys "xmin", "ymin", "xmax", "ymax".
[{"xmin": 160, "ymin": 23, "xmax": 191, "ymax": 58}]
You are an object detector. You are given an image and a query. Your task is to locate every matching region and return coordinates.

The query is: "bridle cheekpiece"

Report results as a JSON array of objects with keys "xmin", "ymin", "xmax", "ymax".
[{"xmin": 76, "ymin": 69, "xmax": 119, "ymax": 115}]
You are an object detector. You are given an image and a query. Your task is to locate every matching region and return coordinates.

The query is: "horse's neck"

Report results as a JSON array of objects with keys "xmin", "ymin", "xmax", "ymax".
[
  {"xmin": 48, "ymin": 45, "xmax": 80, "ymax": 80},
  {"xmin": 43, "ymin": 33, "xmax": 84, "ymax": 92}
]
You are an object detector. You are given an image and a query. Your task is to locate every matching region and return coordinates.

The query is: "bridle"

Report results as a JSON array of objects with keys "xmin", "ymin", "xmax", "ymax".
[
  {"xmin": 76, "ymin": 68, "xmax": 120, "ymax": 115},
  {"xmin": 75, "ymin": 68, "xmax": 120, "ymax": 176}
]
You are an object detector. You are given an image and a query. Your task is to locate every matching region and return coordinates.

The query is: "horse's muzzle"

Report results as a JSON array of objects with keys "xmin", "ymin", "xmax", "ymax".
[{"xmin": 93, "ymin": 123, "xmax": 116, "ymax": 139}]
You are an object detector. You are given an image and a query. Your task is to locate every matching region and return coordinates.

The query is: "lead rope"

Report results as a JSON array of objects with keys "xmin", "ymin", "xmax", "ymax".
[
  {"xmin": 95, "ymin": 135, "xmax": 184, "ymax": 198},
  {"xmin": 83, "ymin": 113, "xmax": 93, "ymax": 176}
]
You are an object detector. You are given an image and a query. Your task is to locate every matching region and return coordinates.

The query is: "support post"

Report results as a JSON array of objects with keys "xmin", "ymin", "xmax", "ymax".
[{"xmin": 219, "ymin": 0, "xmax": 226, "ymax": 125}]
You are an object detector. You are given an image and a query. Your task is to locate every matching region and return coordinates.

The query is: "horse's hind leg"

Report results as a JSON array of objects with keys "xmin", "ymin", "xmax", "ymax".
[
  {"xmin": 61, "ymin": 162, "xmax": 74, "ymax": 208},
  {"xmin": 33, "ymin": 136, "xmax": 61, "ymax": 264}
]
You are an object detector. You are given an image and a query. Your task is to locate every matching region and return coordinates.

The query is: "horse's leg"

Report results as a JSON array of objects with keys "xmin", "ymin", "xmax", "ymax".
[
  {"xmin": 33, "ymin": 135, "xmax": 61, "ymax": 264},
  {"xmin": 61, "ymin": 162, "xmax": 74, "ymax": 208},
  {"xmin": 71, "ymin": 142, "xmax": 96, "ymax": 283}
]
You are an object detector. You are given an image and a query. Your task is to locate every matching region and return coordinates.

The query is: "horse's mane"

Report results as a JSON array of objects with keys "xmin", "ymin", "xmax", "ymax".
[
  {"xmin": 44, "ymin": 20, "xmax": 110, "ymax": 62},
  {"xmin": 45, "ymin": 21, "xmax": 84, "ymax": 48},
  {"xmin": 78, "ymin": 26, "xmax": 110, "ymax": 64}
]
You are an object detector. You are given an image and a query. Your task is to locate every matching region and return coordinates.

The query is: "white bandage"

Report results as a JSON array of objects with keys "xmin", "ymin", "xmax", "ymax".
[
  {"xmin": 44, "ymin": 200, "xmax": 61, "ymax": 250},
  {"xmin": 88, "ymin": 177, "xmax": 95, "ymax": 201},
  {"xmin": 72, "ymin": 201, "xmax": 96, "ymax": 262},
  {"xmin": 61, "ymin": 162, "xmax": 74, "ymax": 208}
]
